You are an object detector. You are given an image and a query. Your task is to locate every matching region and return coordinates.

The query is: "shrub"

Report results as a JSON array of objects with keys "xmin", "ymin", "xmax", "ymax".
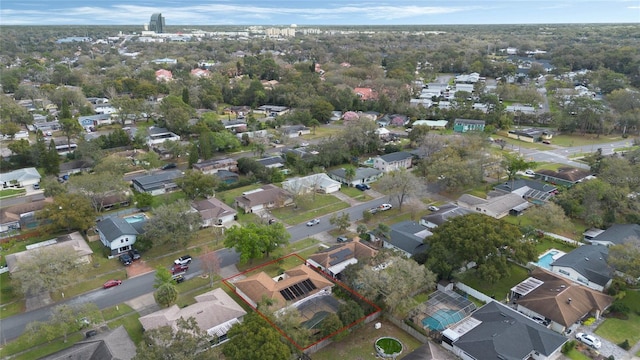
[
  {"xmin": 362, "ymin": 210, "xmax": 373, "ymax": 222},
  {"xmin": 583, "ymin": 317, "xmax": 596, "ymax": 326},
  {"xmin": 562, "ymin": 340, "xmax": 576, "ymax": 354},
  {"xmin": 619, "ymin": 339, "xmax": 630, "ymax": 350},
  {"xmin": 609, "ymin": 301, "xmax": 630, "ymax": 314}
]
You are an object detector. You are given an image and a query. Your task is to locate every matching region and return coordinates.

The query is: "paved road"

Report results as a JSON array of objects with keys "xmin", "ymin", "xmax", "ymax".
[
  {"xmin": 512, "ymin": 139, "xmax": 633, "ymax": 169},
  {"xmin": 0, "ymin": 193, "xmax": 389, "ymax": 343}
]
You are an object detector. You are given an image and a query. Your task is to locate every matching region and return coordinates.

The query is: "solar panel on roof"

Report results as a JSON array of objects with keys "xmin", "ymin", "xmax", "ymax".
[
  {"xmin": 302, "ymin": 279, "xmax": 316, "ymax": 291},
  {"xmin": 280, "ymin": 288, "xmax": 294, "ymax": 301},
  {"xmin": 290, "ymin": 284, "xmax": 303, "ymax": 297}
]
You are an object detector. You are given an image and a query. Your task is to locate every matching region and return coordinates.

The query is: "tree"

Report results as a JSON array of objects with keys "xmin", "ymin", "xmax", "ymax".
[
  {"xmin": 26, "ymin": 303, "xmax": 101, "ymax": 344},
  {"xmin": 344, "ymin": 166, "xmax": 356, "ymax": 185},
  {"xmin": 59, "ymin": 117, "xmax": 83, "ymax": 148},
  {"xmin": 502, "ymin": 153, "xmax": 536, "ymax": 188},
  {"xmin": 223, "ymin": 312, "xmax": 291, "ymax": 360},
  {"xmin": 154, "ymin": 266, "xmax": 174, "ymax": 289},
  {"xmin": 525, "ymin": 202, "xmax": 573, "ymax": 235},
  {"xmin": 134, "ymin": 317, "xmax": 216, "ymax": 360},
  {"xmin": 40, "ymin": 193, "xmax": 96, "ymax": 232},
  {"xmin": 43, "ymin": 139, "xmax": 60, "ymax": 175},
  {"xmin": 425, "ymin": 213, "xmax": 536, "ymax": 282},
  {"xmin": 272, "ymin": 307, "xmax": 312, "ymax": 347},
  {"xmin": 320, "ymin": 313, "xmax": 343, "ymax": 337},
  {"xmin": 66, "ymin": 172, "xmax": 129, "ymax": 212},
  {"xmin": 224, "ymin": 223, "xmax": 291, "ymax": 264},
  {"xmin": 408, "ymin": 125, "xmax": 430, "ymax": 144},
  {"xmin": 141, "ymin": 200, "xmax": 202, "ymax": 247},
  {"xmin": 40, "ymin": 176, "xmax": 67, "ymax": 197},
  {"xmin": 310, "ymin": 98, "xmax": 334, "ymax": 123},
  {"xmin": 607, "ymin": 237, "xmax": 640, "ymax": 280},
  {"xmin": 329, "ymin": 212, "xmax": 351, "ymax": 232},
  {"xmin": 199, "ymin": 249, "xmax": 220, "ymax": 288},
  {"xmin": 134, "ymin": 191, "xmax": 153, "ymax": 210},
  {"xmin": 154, "ymin": 283, "xmax": 178, "ymax": 308},
  {"xmin": 176, "ymin": 170, "xmax": 218, "ymax": 200},
  {"xmin": 12, "ymin": 247, "xmax": 86, "ymax": 297},
  {"xmin": 338, "ymin": 299, "xmax": 365, "ymax": 326},
  {"xmin": 376, "ymin": 170, "xmax": 422, "ymax": 211}
]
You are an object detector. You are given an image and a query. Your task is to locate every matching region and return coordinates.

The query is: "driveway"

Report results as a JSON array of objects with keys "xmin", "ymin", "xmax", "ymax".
[{"xmin": 573, "ymin": 317, "xmax": 637, "ymax": 360}]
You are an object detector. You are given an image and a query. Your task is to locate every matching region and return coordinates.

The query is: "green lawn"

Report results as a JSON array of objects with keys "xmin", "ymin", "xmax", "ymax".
[
  {"xmin": 550, "ymin": 134, "xmax": 623, "ymax": 147},
  {"xmin": 456, "ymin": 263, "xmax": 530, "ymax": 301},
  {"xmin": 532, "ymin": 236, "xmax": 579, "ymax": 255},
  {"xmin": 150, "ymin": 191, "xmax": 187, "ymax": 208},
  {"xmin": 564, "ymin": 347, "xmax": 592, "ymax": 360},
  {"xmin": 340, "ymin": 186, "xmax": 373, "ymax": 202},
  {"xmin": 270, "ymin": 194, "xmax": 349, "ymax": 224},
  {"xmin": 0, "ymin": 188, "xmax": 27, "ymax": 198},
  {"xmin": 8, "ymin": 333, "xmax": 84, "ymax": 360},
  {"xmin": 595, "ymin": 290, "xmax": 640, "ymax": 345},
  {"xmin": 108, "ymin": 312, "xmax": 144, "ymax": 345},
  {"xmin": 102, "ymin": 303, "xmax": 135, "ymax": 321}
]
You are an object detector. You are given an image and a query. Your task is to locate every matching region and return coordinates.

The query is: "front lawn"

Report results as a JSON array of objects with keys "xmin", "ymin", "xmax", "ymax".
[
  {"xmin": 595, "ymin": 290, "xmax": 640, "ymax": 346},
  {"xmin": 108, "ymin": 312, "xmax": 144, "ymax": 345},
  {"xmin": 550, "ymin": 134, "xmax": 622, "ymax": 147},
  {"xmin": 0, "ymin": 188, "xmax": 27, "ymax": 198},
  {"xmin": 456, "ymin": 263, "xmax": 530, "ymax": 301},
  {"xmin": 340, "ymin": 186, "xmax": 373, "ymax": 202},
  {"xmin": 270, "ymin": 194, "xmax": 349, "ymax": 224}
]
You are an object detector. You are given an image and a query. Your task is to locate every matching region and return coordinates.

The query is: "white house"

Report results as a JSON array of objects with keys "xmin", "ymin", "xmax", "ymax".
[
  {"xmin": 373, "ymin": 151, "xmax": 413, "ymax": 173},
  {"xmin": 282, "ymin": 173, "xmax": 341, "ymax": 195},
  {"xmin": 147, "ymin": 127, "xmax": 181, "ymax": 147},
  {"xmin": 192, "ymin": 198, "xmax": 237, "ymax": 227},
  {"xmin": 96, "ymin": 217, "xmax": 142, "ymax": 256},
  {"xmin": 0, "ymin": 167, "xmax": 41, "ymax": 188}
]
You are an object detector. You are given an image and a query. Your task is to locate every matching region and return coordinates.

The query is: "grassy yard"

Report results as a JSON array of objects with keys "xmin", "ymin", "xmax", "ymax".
[
  {"xmin": 270, "ymin": 194, "xmax": 349, "ymax": 224},
  {"xmin": 102, "ymin": 303, "xmax": 135, "ymax": 321},
  {"xmin": 595, "ymin": 290, "xmax": 640, "ymax": 346},
  {"xmin": 215, "ymin": 184, "xmax": 263, "ymax": 206},
  {"xmin": 108, "ymin": 312, "xmax": 144, "ymax": 345},
  {"xmin": 311, "ymin": 319, "xmax": 423, "ymax": 360},
  {"xmin": 301, "ymin": 126, "xmax": 343, "ymax": 140},
  {"xmin": 550, "ymin": 134, "xmax": 623, "ymax": 147},
  {"xmin": 150, "ymin": 191, "xmax": 187, "ymax": 208},
  {"xmin": 532, "ymin": 236, "xmax": 579, "ymax": 255},
  {"xmin": 456, "ymin": 263, "xmax": 530, "ymax": 302},
  {"xmin": 339, "ymin": 186, "xmax": 373, "ymax": 202},
  {"xmin": 0, "ymin": 188, "xmax": 27, "ymax": 198},
  {"xmin": 6, "ymin": 333, "xmax": 85, "ymax": 360}
]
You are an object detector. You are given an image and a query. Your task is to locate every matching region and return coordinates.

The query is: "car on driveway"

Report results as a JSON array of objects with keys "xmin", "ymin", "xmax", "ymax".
[
  {"xmin": 306, "ymin": 218, "xmax": 320, "ymax": 226},
  {"xmin": 355, "ymin": 183, "xmax": 370, "ymax": 191},
  {"xmin": 103, "ymin": 279, "xmax": 122, "ymax": 289},
  {"xmin": 174, "ymin": 255, "xmax": 192, "ymax": 266},
  {"xmin": 576, "ymin": 333, "xmax": 601, "ymax": 349},
  {"xmin": 128, "ymin": 249, "xmax": 141, "ymax": 260},
  {"xmin": 428, "ymin": 205, "xmax": 439, "ymax": 212},
  {"xmin": 378, "ymin": 203, "xmax": 393, "ymax": 211},
  {"xmin": 119, "ymin": 253, "xmax": 132, "ymax": 266},
  {"xmin": 337, "ymin": 236, "xmax": 348, "ymax": 243},
  {"xmin": 171, "ymin": 264, "xmax": 189, "ymax": 274},
  {"xmin": 161, "ymin": 163, "xmax": 177, "ymax": 170}
]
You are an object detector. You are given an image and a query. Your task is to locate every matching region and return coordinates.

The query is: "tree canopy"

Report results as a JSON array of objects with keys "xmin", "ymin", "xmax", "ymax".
[
  {"xmin": 224, "ymin": 223, "xmax": 290, "ymax": 264},
  {"xmin": 141, "ymin": 200, "xmax": 202, "ymax": 248},
  {"xmin": 223, "ymin": 312, "xmax": 291, "ymax": 360},
  {"xmin": 134, "ymin": 317, "xmax": 216, "ymax": 360}
]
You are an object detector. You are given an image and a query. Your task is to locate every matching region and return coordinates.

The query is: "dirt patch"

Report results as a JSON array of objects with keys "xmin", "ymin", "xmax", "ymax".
[{"xmin": 126, "ymin": 260, "xmax": 154, "ymax": 278}]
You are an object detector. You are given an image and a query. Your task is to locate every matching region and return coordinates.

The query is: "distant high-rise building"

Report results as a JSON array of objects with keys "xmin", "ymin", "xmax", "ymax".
[{"xmin": 149, "ymin": 13, "xmax": 165, "ymax": 33}]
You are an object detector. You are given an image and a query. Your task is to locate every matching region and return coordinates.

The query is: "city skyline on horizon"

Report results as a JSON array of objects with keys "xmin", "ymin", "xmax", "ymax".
[{"xmin": 1, "ymin": 0, "xmax": 639, "ymax": 26}]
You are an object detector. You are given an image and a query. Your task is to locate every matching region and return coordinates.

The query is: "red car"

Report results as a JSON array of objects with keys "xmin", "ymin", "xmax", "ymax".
[
  {"xmin": 171, "ymin": 264, "xmax": 189, "ymax": 274},
  {"xmin": 103, "ymin": 279, "xmax": 122, "ymax": 289}
]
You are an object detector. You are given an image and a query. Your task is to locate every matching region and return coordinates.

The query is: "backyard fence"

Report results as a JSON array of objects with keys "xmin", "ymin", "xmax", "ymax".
[
  {"xmin": 384, "ymin": 314, "xmax": 428, "ymax": 344},
  {"xmin": 455, "ymin": 282, "xmax": 496, "ymax": 304},
  {"xmin": 303, "ymin": 311, "xmax": 381, "ymax": 355}
]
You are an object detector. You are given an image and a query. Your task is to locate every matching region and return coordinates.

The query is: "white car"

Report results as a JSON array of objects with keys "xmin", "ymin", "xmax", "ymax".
[
  {"xmin": 306, "ymin": 218, "xmax": 320, "ymax": 226},
  {"xmin": 576, "ymin": 333, "xmax": 601, "ymax": 349},
  {"xmin": 428, "ymin": 205, "xmax": 439, "ymax": 212},
  {"xmin": 378, "ymin": 204, "xmax": 393, "ymax": 211},
  {"xmin": 525, "ymin": 169, "xmax": 535, "ymax": 176}
]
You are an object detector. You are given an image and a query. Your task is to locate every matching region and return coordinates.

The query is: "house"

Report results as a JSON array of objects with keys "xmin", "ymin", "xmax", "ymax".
[
  {"xmin": 155, "ymin": 69, "xmax": 173, "ymax": 81},
  {"xmin": 234, "ymin": 184, "xmax": 293, "ymax": 213},
  {"xmin": 96, "ymin": 217, "xmax": 143, "ymax": 256},
  {"xmin": 93, "ymin": 103, "xmax": 118, "ymax": 115},
  {"xmin": 40, "ymin": 325, "xmax": 136, "ymax": 360},
  {"xmin": 505, "ymin": 104, "xmax": 536, "ymax": 114},
  {"xmin": 510, "ymin": 268, "xmax": 613, "ymax": 334},
  {"xmin": 190, "ymin": 68, "xmax": 211, "ymax": 77},
  {"xmin": 138, "ymin": 288, "xmax": 246, "ymax": 346},
  {"xmin": 224, "ymin": 105, "xmax": 251, "ymax": 118},
  {"xmin": 223, "ymin": 120, "xmax": 247, "ymax": 132},
  {"xmin": 442, "ymin": 301, "xmax": 567, "ymax": 360},
  {"xmin": 131, "ymin": 170, "xmax": 183, "ymax": 196},
  {"xmin": 411, "ymin": 119, "xmax": 448, "ymax": 130},
  {"xmin": 306, "ymin": 239, "xmax": 377, "ymax": 279},
  {"xmin": 454, "ymin": 72, "xmax": 480, "ymax": 84},
  {"xmin": 586, "ymin": 223, "xmax": 640, "ymax": 247},
  {"xmin": 256, "ymin": 155, "xmax": 285, "ymax": 169},
  {"xmin": 282, "ymin": 173, "xmax": 341, "ymax": 195},
  {"xmin": 453, "ymin": 119, "xmax": 485, "ymax": 133},
  {"xmin": 5, "ymin": 232, "xmax": 93, "ymax": 273},
  {"xmin": 384, "ymin": 221, "xmax": 431, "ymax": 257},
  {"xmin": 508, "ymin": 128, "xmax": 553, "ymax": 143},
  {"xmin": 535, "ymin": 167, "xmax": 593, "ymax": 187},
  {"xmin": 281, "ymin": 125, "xmax": 311, "ymax": 138},
  {"xmin": 192, "ymin": 198, "xmax": 237, "ymax": 227},
  {"xmin": 0, "ymin": 167, "xmax": 41, "ymax": 188},
  {"xmin": 215, "ymin": 170, "xmax": 239, "ymax": 184},
  {"xmin": 375, "ymin": 127, "xmax": 391, "ymax": 139},
  {"xmin": 192, "ymin": 158, "xmax": 238, "ymax": 175},
  {"xmin": 58, "ymin": 159, "xmax": 93, "ymax": 177},
  {"xmin": 256, "ymin": 105, "xmax": 289, "ymax": 117},
  {"xmin": 354, "ymin": 87, "xmax": 377, "ymax": 101},
  {"xmin": 78, "ymin": 114, "xmax": 112, "ymax": 129},
  {"xmin": 493, "ymin": 179, "xmax": 557, "ymax": 203},
  {"xmin": 328, "ymin": 167, "xmax": 383, "ymax": 187},
  {"xmin": 373, "ymin": 151, "xmax": 413, "ymax": 173},
  {"xmin": 146, "ymin": 127, "xmax": 181, "ymax": 147},
  {"xmin": 457, "ymin": 193, "xmax": 531, "ymax": 219},
  {"xmin": 0, "ymin": 198, "xmax": 51, "ymax": 232},
  {"xmin": 420, "ymin": 204, "xmax": 472, "ymax": 229},
  {"xmin": 233, "ymin": 264, "xmax": 334, "ymax": 309},
  {"xmin": 378, "ymin": 114, "xmax": 409, "ymax": 127},
  {"xmin": 550, "ymin": 245, "xmax": 614, "ymax": 292}
]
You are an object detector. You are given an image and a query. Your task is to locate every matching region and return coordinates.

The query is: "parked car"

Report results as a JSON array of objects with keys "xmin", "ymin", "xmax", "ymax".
[
  {"xmin": 119, "ymin": 253, "xmax": 132, "ymax": 266},
  {"xmin": 306, "ymin": 218, "xmax": 320, "ymax": 226},
  {"xmin": 337, "ymin": 236, "xmax": 348, "ymax": 243},
  {"xmin": 174, "ymin": 255, "xmax": 192, "ymax": 266},
  {"xmin": 33, "ymin": 183, "xmax": 40, "ymax": 190},
  {"xmin": 355, "ymin": 183, "xmax": 370, "ymax": 191},
  {"xmin": 525, "ymin": 169, "xmax": 535, "ymax": 175},
  {"xmin": 300, "ymin": 142, "xmax": 310, "ymax": 147},
  {"xmin": 128, "ymin": 249, "xmax": 141, "ymax": 260},
  {"xmin": 171, "ymin": 264, "xmax": 189, "ymax": 274},
  {"xmin": 378, "ymin": 203, "xmax": 393, "ymax": 211},
  {"xmin": 161, "ymin": 163, "xmax": 177, "ymax": 170},
  {"xmin": 428, "ymin": 205, "xmax": 439, "ymax": 212},
  {"xmin": 368, "ymin": 207, "xmax": 379, "ymax": 214},
  {"xmin": 174, "ymin": 274, "xmax": 185, "ymax": 283},
  {"xmin": 103, "ymin": 279, "xmax": 122, "ymax": 289},
  {"xmin": 576, "ymin": 333, "xmax": 601, "ymax": 349},
  {"xmin": 542, "ymin": 140, "xmax": 551, "ymax": 145},
  {"xmin": 85, "ymin": 330, "xmax": 98, "ymax": 338}
]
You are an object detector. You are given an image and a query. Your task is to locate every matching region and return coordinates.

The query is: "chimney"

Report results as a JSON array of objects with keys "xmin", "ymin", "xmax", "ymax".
[{"xmin": 567, "ymin": 298, "xmax": 572, "ymax": 305}]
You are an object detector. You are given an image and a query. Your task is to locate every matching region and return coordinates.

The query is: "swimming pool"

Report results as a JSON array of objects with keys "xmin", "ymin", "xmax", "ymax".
[
  {"xmin": 533, "ymin": 249, "xmax": 566, "ymax": 269},
  {"xmin": 422, "ymin": 309, "xmax": 464, "ymax": 331},
  {"xmin": 124, "ymin": 214, "xmax": 147, "ymax": 224}
]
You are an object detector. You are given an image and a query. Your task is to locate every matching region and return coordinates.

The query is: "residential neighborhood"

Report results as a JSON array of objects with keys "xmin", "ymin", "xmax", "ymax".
[{"xmin": 0, "ymin": 15, "xmax": 639, "ymax": 360}]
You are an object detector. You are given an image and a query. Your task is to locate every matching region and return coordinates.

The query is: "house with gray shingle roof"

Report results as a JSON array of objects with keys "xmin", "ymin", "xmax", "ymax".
[
  {"xmin": 96, "ymin": 217, "xmax": 142, "ymax": 256},
  {"xmin": 587, "ymin": 223, "xmax": 640, "ymax": 247},
  {"xmin": 384, "ymin": 221, "xmax": 431, "ymax": 257},
  {"xmin": 0, "ymin": 167, "xmax": 41, "ymax": 188},
  {"xmin": 442, "ymin": 301, "xmax": 567, "ymax": 360},
  {"xmin": 535, "ymin": 167, "xmax": 593, "ymax": 187},
  {"xmin": 234, "ymin": 184, "xmax": 292, "ymax": 214},
  {"xmin": 40, "ymin": 325, "xmax": 136, "ymax": 360},
  {"xmin": 328, "ymin": 167, "xmax": 383, "ymax": 187},
  {"xmin": 420, "ymin": 204, "xmax": 472, "ymax": 229},
  {"xmin": 550, "ymin": 245, "xmax": 614, "ymax": 291},
  {"xmin": 373, "ymin": 151, "xmax": 413, "ymax": 173},
  {"xmin": 493, "ymin": 179, "xmax": 557, "ymax": 203},
  {"xmin": 457, "ymin": 193, "xmax": 531, "ymax": 219},
  {"xmin": 131, "ymin": 170, "xmax": 183, "ymax": 196}
]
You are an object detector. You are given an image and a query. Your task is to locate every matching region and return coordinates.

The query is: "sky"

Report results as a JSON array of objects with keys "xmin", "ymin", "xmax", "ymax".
[{"xmin": 1, "ymin": 0, "xmax": 639, "ymax": 26}]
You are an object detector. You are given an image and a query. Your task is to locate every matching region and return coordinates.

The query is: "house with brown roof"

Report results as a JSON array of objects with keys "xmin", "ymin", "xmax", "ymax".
[
  {"xmin": 535, "ymin": 167, "xmax": 593, "ymax": 187},
  {"xmin": 155, "ymin": 69, "xmax": 173, "ymax": 81},
  {"xmin": 354, "ymin": 87, "xmax": 378, "ymax": 101},
  {"xmin": 192, "ymin": 197, "xmax": 237, "ymax": 227},
  {"xmin": 510, "ymin": 268, "xmax": 613, "ymax": 334},
  {"xmin": 306, "ymin": 239, "xmax": 377, "ymax": 279},
  {"xmin": 234, "ymin": 184, "xmax": 293, "ymax": 213},
  {"xmin": 234, "ymin": 265, "xmax": 333, "ymax": 309},
  {"xmin": 138, "ymin": 288, "xmax": 246, "ymax": 345},
  {"xmin": 5, "ymin": 232, "xmax": 93, "ymax": 273},
  {"xmin": 192, "ymin": 158, "xmax": 238, "ymax": 175},
  {"xmin": 0, "ymin": 197, "xmax": 52, "ymax": 233}
]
